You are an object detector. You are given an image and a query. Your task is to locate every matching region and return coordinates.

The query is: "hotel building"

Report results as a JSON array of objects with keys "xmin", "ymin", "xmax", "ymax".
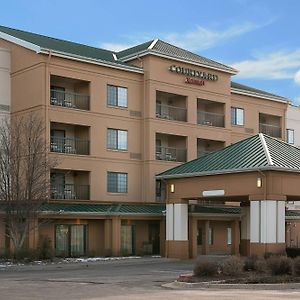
[{"xmin": 0, "ymin": 25, "xmax": 299, "ymax": 258}]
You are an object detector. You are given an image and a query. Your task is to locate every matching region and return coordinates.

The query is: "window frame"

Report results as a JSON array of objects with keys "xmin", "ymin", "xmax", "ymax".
[
  {"xmin": 107, "ymin": 84, "xmax": 128, "ymax": 108},
  {"xmin": 286, "ymin": 128, "xmax": 295, "ymax": 144},
  {"xmin": 231, "ymin": 107, "xmax": 244, "ymax": 126},
  {"xmin": 107, "ymin": 128, "xmax": 128, "ymax": 151},
  {"xmin": 107, "ymin": 171, "xmax": 128, "ymax": 193}
]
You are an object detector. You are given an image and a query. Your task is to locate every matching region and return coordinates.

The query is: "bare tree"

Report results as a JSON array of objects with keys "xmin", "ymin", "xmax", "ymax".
[{"xmin": 0, "ymin": 113, "xmax": 57, "ymax": 253}]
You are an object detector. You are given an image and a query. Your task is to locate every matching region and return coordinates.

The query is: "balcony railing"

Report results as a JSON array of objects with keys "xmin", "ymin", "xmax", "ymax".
[
  {"xmin": 259, "ymin": 123, "xmax": 281, "ymax": 138},
  {"xmin": 50, "ymin": 89, "xmax": 90, "ymax": 110},
  {"xmin": 156, "ymin": 103, "xmax": 187, "ymax": 122},
  {"xmin": 156, "ymin": 146, "xmax": 187, "ymax": 162},
  {"xmin": 50, "ymin": 136, "xmax": 89, "ymax": 155},
  {"xmin": 197, "ymin": 111, "xmax": 225, "ymax": 128},
  {"xmin": 51, "ymin": 184, "xmax": 90, "ymax": 200}
]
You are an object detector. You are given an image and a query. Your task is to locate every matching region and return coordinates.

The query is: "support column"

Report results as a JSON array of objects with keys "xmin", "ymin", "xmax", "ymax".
[
  {"xmin": 231, "ymin": 219, "xmax": 240, "ymax": 255},
  {"xmin": 240, "ymin": 206, "xmax": 250, "ymax": 256},
  {"xmin": 104, "ymin": 219, "xmax": 112, "ymax": 256},
  {"xmin": 249, "ymin": 200, "xmax": 285, "ymax": 256},
  {"xmin": 28, "ymin": 219, "xmax": 39, "ymax": 249},
  {"xmin": 111, "ymin": 217, "xmax": 121, "ymax": 256},
  {"xmin": 165, "ymin": 203, "xmax": 189, "ymax": 259},
  {"xmin": 189, "ymin": 217, "xmax": 198, "ymax": 258},
  {"xmin": 202, "ymin": 220, "xmax": 210, "ymax": 255}
]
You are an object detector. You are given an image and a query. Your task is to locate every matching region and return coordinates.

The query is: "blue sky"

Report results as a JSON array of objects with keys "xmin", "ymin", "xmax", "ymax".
[{"xmin": 1, "ymin": 0, "xmax": 300, "ymax": 103}]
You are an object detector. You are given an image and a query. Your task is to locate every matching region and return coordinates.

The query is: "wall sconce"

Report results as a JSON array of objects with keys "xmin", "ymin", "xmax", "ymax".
[
  {"xmin": 257, "ymin": 177, "xmax": 262, "ymax": 188},
  {"xmin": 170, "ymin": 183, "xmax": 175, "ymax": 193}
]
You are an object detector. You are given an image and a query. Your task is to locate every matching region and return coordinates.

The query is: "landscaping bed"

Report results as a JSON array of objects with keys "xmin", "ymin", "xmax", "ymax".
[{"xmin": 178, "ymin": 255, "xmax": 300, "ymax": 285}]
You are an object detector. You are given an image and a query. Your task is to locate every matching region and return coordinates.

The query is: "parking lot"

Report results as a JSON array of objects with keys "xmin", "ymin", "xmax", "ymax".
[{"xmin": 0, "ymin": 257, "xmax": 300, "ymax": 299}]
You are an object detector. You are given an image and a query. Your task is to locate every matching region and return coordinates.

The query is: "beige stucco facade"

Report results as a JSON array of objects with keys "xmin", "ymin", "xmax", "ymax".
[{"xmin": 0, "ymin": 32, "xmax": 293, "ymax": 258}]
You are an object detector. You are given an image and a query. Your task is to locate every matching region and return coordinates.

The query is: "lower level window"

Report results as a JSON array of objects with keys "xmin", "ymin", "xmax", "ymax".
[
  {"xmin": 227, "ymin": 227, "xmax": 232, "ymax": 245},
  {"xmin": 55, "ymin": 224, "xmax": 86, "ymax": 257},
  {"xmin": 107, "ymin": 172, "xmax": 128, "ymax": 193},
  {"xmin": 208, "ymin": 227, "xmax": 214, "ymax": 245}
]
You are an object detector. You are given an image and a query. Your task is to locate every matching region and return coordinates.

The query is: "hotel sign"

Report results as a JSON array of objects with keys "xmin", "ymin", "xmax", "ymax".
[{"xmin": 169, "ymin": 65, "xmax": 218, "ymax": 86}]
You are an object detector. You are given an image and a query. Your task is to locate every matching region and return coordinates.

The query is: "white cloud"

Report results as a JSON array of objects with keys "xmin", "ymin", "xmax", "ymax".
[
  {"xmin": 98, "ymin": 21, "xmax": 266, "ymax": 53},
  {"xmin": 232, "ymin": 50, "xmax": 300, "ymax": 83},
  {"xmin": 99, "ymin": 42, "xmax": 135, "ymax": 52},
  {"xmin": 164, "ymin": 23, "xmax": 259, "ymax": 52}
]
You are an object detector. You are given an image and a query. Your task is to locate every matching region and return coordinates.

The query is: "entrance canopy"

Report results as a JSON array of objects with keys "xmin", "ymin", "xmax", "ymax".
[{"xmin": 157, "ymin": 133, "xmax": 300, "ymax": 258}]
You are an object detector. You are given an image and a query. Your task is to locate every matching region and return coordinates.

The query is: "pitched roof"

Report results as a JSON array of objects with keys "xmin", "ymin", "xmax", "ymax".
[
  {"xmin": 41, "ymin": 203, "xmax": 166, "ymax": 216},
  {"xmin": 0, "ymin": 25, "xmax": 143, "ymax": 73},
  {"xmin": 231, "ymin": 82, "xmax": 290, "ymax": 103},
  {"xmin": 118, "ymin": 39, "xmax": 237, "ymax": 74},
  {"xmin": 157, "ymin": 133, "xmax": 300, "ymax": 179}
]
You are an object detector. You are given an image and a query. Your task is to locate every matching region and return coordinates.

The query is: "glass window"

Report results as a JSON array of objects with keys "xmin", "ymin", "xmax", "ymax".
[
  {"xmin": 107, "ymin": 85, "xmax": 128, "ymax": 108},
  {"xmin": 231, "ymin": 107, "xmax": 244, "ymax": 126},
  {"xmin": 55, "ymin": 224, "xmax": 86, "ymax": 257},
  {"xmin": 286, "ymin": 129, "xmax": 294, "ymax": 144},
  {"xmin": 107, "ymin": 129, "xmax": 128, "ymax": 150},
  {"xmin": 208, "ymin": 227, "xmax": 214, "ymax": 245},
  {"xmin": 107, "ymin": 172, "xmax": 128, "ymax": 193},
  {"xmin": 227, "ymin": 227, "xmax": 232, "ymax": 245}
]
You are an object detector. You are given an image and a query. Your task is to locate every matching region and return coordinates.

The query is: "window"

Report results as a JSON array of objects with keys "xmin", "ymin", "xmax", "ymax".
[
  {"xmin": 286, "ymin": 129, "xmax": 294, "ymax": 144},
  {"xmin": 55, "ymin": 224, "xmax": 86, "ymax": 257},
  {"xmin": 227, "ymin": 227, "xmax": 232, "ymax": 245},
  {"xmin": 107, "ymin": 85, "xmax": 128, "ymax": 107},
  {"xmin": 107, "ymin": 172, "xmax": 128, "ymax": 193},
  {"xmin": 231, "ymin": 107, "xmax": 244, "ymax": 126},
  {"xmin": 107, "ymin": 129, "xmax": 128, "ymax": 150},
  {"xmin": 208, "ymin": 227, "xmax": 214, "ymax": 245}
]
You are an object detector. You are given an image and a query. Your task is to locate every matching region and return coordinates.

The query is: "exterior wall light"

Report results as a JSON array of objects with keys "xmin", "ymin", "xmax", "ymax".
[
  {"xmin": 257, "ymin": 177, "xmax": 262, "ymax": 188},
  {"xmin": 170, "ymin": 183, "xmax": 175, "ymax": 193}
]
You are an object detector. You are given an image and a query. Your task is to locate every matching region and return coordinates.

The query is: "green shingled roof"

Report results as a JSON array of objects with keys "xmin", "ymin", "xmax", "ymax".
[
  {"xmin": 41, "ymin": 203, "xmax": 166, "ymax": 216},
  {"xmin": 231, "ymin": 82, "xmax": 289, "ymax": 102},
  {"xmin": 118, "ymin": 39, "xmax": 237, "ymax": 74},
  {"xmin": 157, "ymin": 134, "xmax": 300, "ymax": 179}
]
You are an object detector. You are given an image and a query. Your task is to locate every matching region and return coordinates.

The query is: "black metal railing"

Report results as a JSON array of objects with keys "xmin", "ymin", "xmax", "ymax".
[
  {"xmin": 197, "ymin": 111, "xmax": 225, "ymax": 127},
  {"xmin": 259, "ymin": 123, "xmax": 281, "ymax": 138},
  {"xmin": 156, "ymin": 103, "xmax": 187, "ymax": 122},
  {"xmin": 50, "ymin": 136, "xmax": 89, "ymax": 155},
  {"xmin": 50, "ymin": 89, "xmax": 90, "ymax": 110},
  {"xmin": 50, "ymin": 184, "xmax": 90, "ymax": 200},
  {"xmin": 155, "ymin": 146, "xmax": 187, "ymax": 162}
]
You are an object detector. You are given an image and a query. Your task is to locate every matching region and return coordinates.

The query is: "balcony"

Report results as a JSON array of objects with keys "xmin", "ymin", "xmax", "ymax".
[
  {"xmin": 50, "ymin": 123, "xmax": 90, "ymax": 155},
  {"xmin": 50, "ymin": 136, "xmax": 89, "ymax": 155},
  {"xmin": 197, "ymin": 138, "xmax": 225, "ymax": 158},
  {"xmin": 156, "ymin": 133, "xmax": 187, "ymax": 162},
  {"xmin": 259, "ymin": 123, "xmax": 281, "ymax": 138},
  {"xmin": 51, "ymin": 184, "xmax": 90, "ymax": 200},
  {"xmin": 156, "ymin": 103, "xmax": 187, "ymax": 122},
  {"xmin": 156, "ymin": 90, "xmax": 187, "ymax": 122},
  {"xmin": 197, "ymin": 99, "xmax": 225, "ymax": 128},
  {"xmin": 50, "ymin": 75, "xmax": 90, "ymax": 110},
  {"xmin": 51, "ymin": 170, "xmax": 90, "ymax": 200},
  {"xmin": 259, "ymin": 113, "xmax": 281, "ymax": 138},
  {"xmin": 156, "ymin": 146, "xmax": 187, "ymax": 162},
  {"xmin": 197, "ymin": 111, "xmax": 225, "ymax": 127}
]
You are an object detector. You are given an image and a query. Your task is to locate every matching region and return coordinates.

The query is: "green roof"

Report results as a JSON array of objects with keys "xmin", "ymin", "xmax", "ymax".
[
  {"xmin": 118, "ymin": 39, "xmax": 237, "ymax": 74},
  {"xmin": 0, "ymin": 25, "xmax": 142, "ymax": 71},
  {"xmin": 286, "ymin": 210, "xmax": 300, "ymax": 218},
  {"xmin": 41, "ymin": 203, "xmax": 166, "ymax": 216},
  {"xmin": 157, "ymin": 134, "xmax": 300, "ymax": 179},
  {"xmin": 231, "ymin": 82, "xmax": 289, "ymax": 102},
  {"xmin": 190, "ymin": 206, "xmax": 241, "ymax": 214}
]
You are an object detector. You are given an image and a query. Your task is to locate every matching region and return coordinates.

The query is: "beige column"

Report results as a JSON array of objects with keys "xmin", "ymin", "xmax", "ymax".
[
  {"xmin": 104, "ymin": 219, "xmax": 112, "ymax": 255},
  {"xmin": 111, "ymin": 217, "xmax": 121, "ymax": 256},
  {"xmin": 189, "ymin": 217, "xmax": 198, "ymax": 258},
  {"xmin": 203, "ymin": 220, "xmax": 210, "ymax": 255},
  {"xmin": 231, "ymin": 220, "xmax": 240, "ymax": 255},
  {"xmin": 28, "ymin": 219, "xmax": 39, "ymax": 249}
]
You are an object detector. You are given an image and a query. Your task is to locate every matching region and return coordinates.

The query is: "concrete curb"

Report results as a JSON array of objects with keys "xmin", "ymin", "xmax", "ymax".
[{"xmin": 162, "ymin": 280, "xmax": 300, "ymax": 290}]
